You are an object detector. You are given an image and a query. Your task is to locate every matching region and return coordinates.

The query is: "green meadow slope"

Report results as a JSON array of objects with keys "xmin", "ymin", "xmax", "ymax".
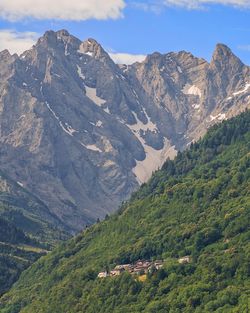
[{"xmin": 1, "ymin": 111, "xmax": 249, "ymax": 313}]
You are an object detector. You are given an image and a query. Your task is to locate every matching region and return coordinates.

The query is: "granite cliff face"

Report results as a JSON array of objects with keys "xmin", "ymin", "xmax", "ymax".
[{"xmin": 0, "ymin": 30, "xmax": 249, "ymax": 231}]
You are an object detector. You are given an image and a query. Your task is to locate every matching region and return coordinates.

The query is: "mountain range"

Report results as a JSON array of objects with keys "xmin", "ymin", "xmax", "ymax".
[{"xmin": 0, "ymin": 29, "xmax": 249, "ymax": 232}]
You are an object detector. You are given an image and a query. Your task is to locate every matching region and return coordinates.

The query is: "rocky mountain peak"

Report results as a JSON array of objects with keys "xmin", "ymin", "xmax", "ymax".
[
  {"xmin": 0, "ymin": 31, "xmax": 249, "ymax": 232},
  {"xmin": 79, "ymin": 38, "xmax": 111, "ymax": 64},
  {"xmin": 213, "ymin": 43, "xmax": 234, "ymax": 57},
  {"xmin": 144, "ymin": 52, "xmax": 162, "ymax": 65},
  {"xmin": 0, "ymin": 49, "xmax": 18, "ymax": 64},
  {"xmin": 0, "ymin": 49, "xmax": 17, "ymax": 79},
  {"xmin": 210, "ymin": 43, "xmax": 243, "ymax": 72},
  {"xmin": 0, "ymin": 49, "xmax": 11, "ymax": 59},
  {"xmin": 56, "ymin": 29, "xmax": 70, "ymax": 38},
  {"xmin": 34, "ymin": 29, "xmax": 81, "ymax": 56}
]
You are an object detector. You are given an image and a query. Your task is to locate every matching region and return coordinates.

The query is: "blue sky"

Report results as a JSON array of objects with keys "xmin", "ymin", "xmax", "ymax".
[{"xmin": 0, "ymin": 0, "xmax": 250, "ymax": 64}]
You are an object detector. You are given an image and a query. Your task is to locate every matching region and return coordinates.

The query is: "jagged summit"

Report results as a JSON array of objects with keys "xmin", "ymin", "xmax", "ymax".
[
  {"xmin": 213, "ymin": 43, "xmax": 234, "ymax": 57},
  {"xmin": 0, "ymin": 49, "xmax": 11, "ymax": 58},
  {"xmin": 0, "ymin": 30, "xmax": 249, "ymax": 232},
  {"xmin": 78, "ymin": 37, "xmax": 112, "ymax": 64},
  {"xmin": 210, "ymin": 43, "xmax": 244, "ymax": 70}
]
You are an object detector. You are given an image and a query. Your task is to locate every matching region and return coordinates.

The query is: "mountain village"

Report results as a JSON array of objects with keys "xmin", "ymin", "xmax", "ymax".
[{"xmin": 98, "ymin": 256, "xmax": 191, "ymax": 278}]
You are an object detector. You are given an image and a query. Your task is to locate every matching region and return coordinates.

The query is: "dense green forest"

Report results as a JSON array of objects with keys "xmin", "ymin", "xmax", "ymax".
[
  {"xmin": 0, "ymin": 216, "xmax": 47, "ymax": 295},
  {"xmin": 0, "ymin": 174, "xmax": 69, "ymax": 295},
  {"xmin": 0, "ymin": 111, "xmax": 249, "ymax": 312}
]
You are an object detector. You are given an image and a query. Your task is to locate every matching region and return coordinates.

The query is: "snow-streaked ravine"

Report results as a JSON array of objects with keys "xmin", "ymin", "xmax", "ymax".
[
  {"xmin": 127, "ymin": 110, "xmax": 177, "ymax": 184},
  {"xmin": 76, "ymin": 65, "xmax": 107, "ymax": 107},
  {"xmin": 132, "ymin": 139, "xmax": 177, "ymax": 184},
  {"xmin": 85, "ymin": 86, "xmax": 106, "ymax": 106},
  {"xmin": 46, "ymin": 102, "xmax": 78, "ymax": 137},
  {"xmin": 77, "ymin": 65, "xmax": 85, "ymax": 80},
  {"xmin": 232, "ymin": 82, "xmax": 250, "ymax": 96}
]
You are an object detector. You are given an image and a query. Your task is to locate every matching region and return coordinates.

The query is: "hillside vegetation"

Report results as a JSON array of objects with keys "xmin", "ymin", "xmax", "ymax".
[
  {"xmin": 1, "ymin": 111, "xmax": 249, "ymax": 313},
  {"xmin": 0, "ymin": 216, "xmax": 48, "ymax": 295},
  {"xmin": 0, "ymin": 175, "xmax": 69, "ymax": 295}
]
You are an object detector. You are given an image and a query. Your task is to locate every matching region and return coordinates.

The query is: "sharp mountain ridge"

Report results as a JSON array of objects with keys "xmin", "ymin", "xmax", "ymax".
[{"xmin": 0, "ymin": 29, "xmax": 249, "ymax": 231}]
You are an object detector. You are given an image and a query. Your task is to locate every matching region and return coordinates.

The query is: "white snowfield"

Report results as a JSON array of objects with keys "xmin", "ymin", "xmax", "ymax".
[
  {"xmin": 85, "ymin": 86, "xmax": 106, "ymax": 106},
  {"xmin": 210, "ymin": 113, "xmax": 226, "ymax": 121},
  {"xmin": 77, "ymin": 44, "xmax": 94, "ymax": 57},
  {"xmin": 132, "ymin": 139, "xmax": 177, "ymax": 184},
  {"xmin": 127, "ymin": 110, "xmax": 177, "ymax": 184},
  {"xmin": 76, "ymin": 65, "xmax": 106, "ymax": 106},
  {"xmin": 182, "ymin": 84, "xmax": 202, "ymax": 97}
]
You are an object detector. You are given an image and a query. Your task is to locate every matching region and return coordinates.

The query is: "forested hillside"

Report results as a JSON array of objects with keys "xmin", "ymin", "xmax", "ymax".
[
  {"xmin": 0, "ymin": 216, "xmax": 48, "ymax": 295},
  {"xmin": 1, "ymin": 111, "xmax": 249, "ymax": 313},
  {"xmin": 0, "ymin": 175, "xmax": 69, "ymax": 295}
]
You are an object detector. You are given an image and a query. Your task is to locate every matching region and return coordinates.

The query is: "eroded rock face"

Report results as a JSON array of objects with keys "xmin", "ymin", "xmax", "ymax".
[{"xmin": 0, "ymin": 30, "xmax": 249, "ymax": 231}]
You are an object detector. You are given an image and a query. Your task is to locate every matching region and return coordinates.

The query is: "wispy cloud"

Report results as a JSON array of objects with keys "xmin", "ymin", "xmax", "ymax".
[
  {"xmin": 0, "ymin": 0, "xmax": 125, "ymax": 21},
  {"xmin": 163, "ymin": 0, "xmax": 250, "ymax": 9},
  {"xmin": 130, "ymin": 1, "xmax": 165, "ymax": 14},
  {"xmin": 109, "ymin": 52, "xmax": 146, "ymax": 64},
  {"xmin": 132, "ymin": 0, "xmax": 250, "ymax": 11},
  {"xmin": 0, "ymin": 29, "xmax": 38, "ymax": 54},
  {"xmin": 238, "ymin": 44, "xmax": 250, "ymax": 51}
]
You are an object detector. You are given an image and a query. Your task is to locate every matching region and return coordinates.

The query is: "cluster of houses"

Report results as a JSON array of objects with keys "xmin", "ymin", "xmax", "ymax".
[
  {"xmin": 98, "ymin": 260, "xmax": 164, "ymax": 278},
  {"xmin": 178, "ymin": 255, "xmax": 191, "ymax": 264},
  {"xmin": 98, "ymin": 256, "xmax": 192, "ymax": 278}
]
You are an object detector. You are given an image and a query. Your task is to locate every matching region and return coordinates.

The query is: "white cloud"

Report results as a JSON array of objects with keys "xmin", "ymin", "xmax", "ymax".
[
  {"xmin": 109, "ymin": 52, "xmax": 146, "ymax": 64},
  {"xmin": 0, "ymin": 29, "xmax": 38, "ymax": 55},
  {"xmin": 0, "ymin": 0, "xmax": 125, "ymax": 21},
  {"xmin": 163, "ymin": 0, "xmax": 250, "ymax": 9}
]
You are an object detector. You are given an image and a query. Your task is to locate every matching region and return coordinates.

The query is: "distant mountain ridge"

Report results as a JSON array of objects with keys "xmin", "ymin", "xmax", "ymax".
[{"xmin": 0, "ymin": 29, "xmax": 249, "ymax": 231}]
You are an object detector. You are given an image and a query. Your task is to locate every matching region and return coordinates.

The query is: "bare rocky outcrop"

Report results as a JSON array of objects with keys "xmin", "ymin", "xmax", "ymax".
[{"xmin": 0, "ymin": 30, "xmax": 249, "ymax": 232}]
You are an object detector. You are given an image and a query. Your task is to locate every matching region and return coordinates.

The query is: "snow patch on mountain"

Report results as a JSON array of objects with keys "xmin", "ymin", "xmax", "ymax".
[
  {"xmin": 132, "ymin": 137, "xmax": 177, "ymax": 184},
  {"xmin": 85, "ymin": 144, "xmax": 102, "ymax": 152},
  {"xmin": 46, "ymin": 102, "xmax": 78, "ymax": 137},
  {"xmin": 192, "ymin": 103, "xmax": 200, "ymax": 110},
  {"xmin": 124, "ymin": 109, "xmax": 176, "ymax": 183},
  {"xmin": 77, "ymin": 44, "xmax": 93, "ymax": 57},
  {"xmin": 77, "ymin": 65, "xmax": 85, "ymax": 80},
  {"xmin": 96, "ymin": 120, "xmax": 103, "ymax": 127},
  {"xmin": 232, "ymin": 83, "xmax": 250, "ymax": 96},
  {"xmin": 80, "ymin": 142, "xmax": 102, "ymax": 152},
  {"xmin": 210, "ymin": 113, "xmax": 226, "ymax": 121},
  {"xmin": 128, "ymin": 109, "xmax": 158, "ymax": 133},
  {"xmin": 182, "ymin": 84, "xmax": 202, "ymax": 97},
  {"xmin": 85, "ymin": 86, "xmax": 106, "ymax": 106}
]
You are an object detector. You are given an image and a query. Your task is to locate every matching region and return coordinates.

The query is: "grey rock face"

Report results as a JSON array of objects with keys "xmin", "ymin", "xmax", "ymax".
[{"xmin": 0, "ymin": 30, "xmax": 249, "ymax": 232}]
